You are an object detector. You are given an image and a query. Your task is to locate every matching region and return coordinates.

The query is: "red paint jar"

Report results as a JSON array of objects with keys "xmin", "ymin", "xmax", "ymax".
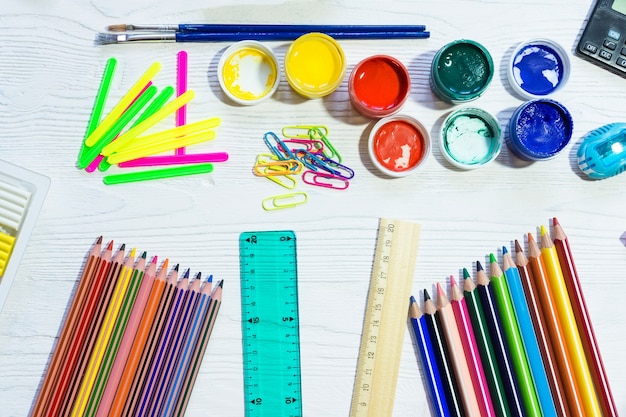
[{"xmin": 349, "ymin": 55, "xmax": 411, "ymax": 118}]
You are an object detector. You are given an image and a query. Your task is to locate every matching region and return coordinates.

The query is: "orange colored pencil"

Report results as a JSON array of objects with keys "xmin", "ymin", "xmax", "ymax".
[
  {"xmin": 29, "ymin": 236, "xmax": 103, "ymax": 417},
  {"xmin": 107, "ymin": 259, "xmax": 170, "ymax": 417},
  {"xmin": 552, "ymin": 218, "xmax": 619, "ymax": 417},
  {"xmin": 527, "ymin": 233, "xmax": 586, "ymax": 416}
]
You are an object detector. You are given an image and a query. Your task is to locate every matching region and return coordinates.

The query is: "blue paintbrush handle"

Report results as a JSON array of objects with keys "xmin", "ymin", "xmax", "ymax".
[
  {"xmin": 178, "ymin": 23, "xmax": 427, "ymax": 33},
  {"xmin": 175, "ymin": 30, "xmax": 430, "ymax": 41}
]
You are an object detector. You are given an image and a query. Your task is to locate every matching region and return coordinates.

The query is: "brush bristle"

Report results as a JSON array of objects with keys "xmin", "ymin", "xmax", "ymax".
[
  {"xmin": 95, "ymin": 33, "xmax": 122, "ymax": 45},
  {"xmin": 106, "ymin": 24, "xmax": 128, "ymax": 32}
]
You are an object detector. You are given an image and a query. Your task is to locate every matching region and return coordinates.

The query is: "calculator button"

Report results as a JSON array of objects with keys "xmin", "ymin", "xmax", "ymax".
[
  {"xmin": 608, "ymin": 29, "xmax": 621, "ymax": 41},
  {"xmin": 621, "ymin": 46, "xmax": 626, "ymax": 56},
  {"xmin": 604, "ymin": 39, "xmax": 618, "ymax": 50},
  {"xmin": 599, "ymin": 49, "xmax": 613, "ymax": 60},
  {"xmin": 617, "ymin": 57, "xmax": 626, "ymax": 68},
  {"xmin": 583, "ymin": 42, "xmax": 599, "ymax": 54}
]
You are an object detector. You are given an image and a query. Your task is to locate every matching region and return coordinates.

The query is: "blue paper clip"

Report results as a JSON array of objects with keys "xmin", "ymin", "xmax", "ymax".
[
  {"xmin": 317, "ymin": 155, "xmax": 354, "ymax": 179},
  {"xmin": 263, "ymin": 131, "xmax": 297, "ymax": 161}
]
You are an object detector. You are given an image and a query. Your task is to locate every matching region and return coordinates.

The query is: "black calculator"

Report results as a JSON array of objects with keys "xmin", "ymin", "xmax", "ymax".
[{"xmin": 577, "ymin": 0, "xmax": 626, "ymax": 77}]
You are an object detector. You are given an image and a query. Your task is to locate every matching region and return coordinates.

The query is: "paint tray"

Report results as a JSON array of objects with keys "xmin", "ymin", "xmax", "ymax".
[{"xmin": 0, "ymin": 159, "xmax": 50, "ymax": 313}]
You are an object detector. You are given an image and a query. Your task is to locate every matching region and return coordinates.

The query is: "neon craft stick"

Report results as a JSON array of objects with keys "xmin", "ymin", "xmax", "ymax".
[
  {"xmin": 462, "ymin": 270, "xmax": 514, "ymax": 417},
  {"xmin": 96, "ymin": 85, "xmax": 175, "ymax": 172},
  {"xmin": 71, "ymin": 248, "xmax": 137, "ymax": 417},
  {"xmin": 527, "ymin": 234, "xmax": 586, "ymax": 416},
  {"xmin": 502, "ymin": 247, "xmax": 558, "ymax": 417},
  {"xmin": 448, "ymin": 276, "xmax": 496, "ymax": 417},
  {"xmin": 103, "ymin": 163, "xmax": 214, "ymax": 185},
  {"xmin": 84, "ymin": 62, "xmax": 161, "ymax": 147},
  {"xmin": 79, "ymin": 58, "xmax": 117, "ymax": 161},
  {"xmin": 172, "ymin": 280, "xmax": 222, "ymax": 417},
  {"xmin": 95, "ymin": 257, "xmax": 160, "ymax": 417},
  {"xmin": 118, "ymin": 152, "xmax": 229, "ymax": 168},
  {"xmin": 489, "ymin": 253, "xmax": 542, "ymax": 417},
  {"xmin": 59, "ymin": 245, "xmax": 127, "ymax": 416},
  {"xmin": 539, "ymin": 227, "xmax": 603, "ymax": 417},
  {"xmin": 83, "ymin": 252, "xmax": 147, "ymax": 417},
  {"xmin": 552, "ymin": 218, "xmax": 619, "ymax": 417},
  {"xmin": 475, "ymin": 262, "xmax": 525, "ymax": 417},
  {"xmin": 78, "ymin": 85, "xmax": 158, "ymax": 169},
  {"xmin": 436, "ymin": 283, "xmax": 482, "ymax": 417},
  {"xmin": 161, "ymin": 276, "xmax": 213, "ymax": 417},
  {"xmin": 45, "ymin": 241, "xmax": 115, "ymax": 417},
  {"xmin": 29, "ymin": 237, "xmax": 103, "ymax": 417},
  {"xmin": 176, "ymin": 50, "xmax": 188, "ymax": 155},
  {"xmin": 423, "ymin": 290, "xmax": 464, "ymax": 417},
  {"xmin": 409, "ymin": 295, "xmax": 451, "ymax": 417},
  {"xmin": 514, "ymin": 241, "xmax": 572, "ymax": 417},
  {"xmin": 100, "ymin": 90, "xmax": 195, "ymax": 156}
]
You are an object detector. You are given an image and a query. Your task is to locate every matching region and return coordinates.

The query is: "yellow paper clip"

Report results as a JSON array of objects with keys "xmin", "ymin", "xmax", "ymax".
[
  {"xmin": 282, "ymin": 125, "xmax": 329, "ymax": 139},
  {"xmin": 253, "ymin": 159, "xmax": 303, "ymax": 176},
  {"xmin": 262, "ymin": 192, "xmax": 308, "ymax": 211},
  {"xmin": 266, "ymin": 173, "xmax": 297, "ymax": 189}
]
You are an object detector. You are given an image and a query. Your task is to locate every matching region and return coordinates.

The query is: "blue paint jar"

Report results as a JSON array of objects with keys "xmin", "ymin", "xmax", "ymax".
[
  {"xmin": 507, "ymin": 99, "xmax": 573, "ymax": 160},
  {"xmin": 507, "ymin": 39, "xmax": 570, "ymax": 99}
]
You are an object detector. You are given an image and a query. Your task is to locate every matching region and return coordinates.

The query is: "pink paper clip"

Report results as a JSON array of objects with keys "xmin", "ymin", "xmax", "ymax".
[{"xmin": 302, "ymin": 170, "xmax": 349, "ymax": 190}]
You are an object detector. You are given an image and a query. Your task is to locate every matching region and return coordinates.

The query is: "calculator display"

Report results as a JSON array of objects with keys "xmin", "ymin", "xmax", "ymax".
[{"xmin": 613, "ymin": 0, "xmax": 626, "ymax": 15}]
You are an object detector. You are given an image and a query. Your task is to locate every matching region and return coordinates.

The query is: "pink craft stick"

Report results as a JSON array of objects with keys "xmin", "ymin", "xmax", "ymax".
[{"xmin": 118, "ymin": 152, "xmax": 229, "ymax": 168}]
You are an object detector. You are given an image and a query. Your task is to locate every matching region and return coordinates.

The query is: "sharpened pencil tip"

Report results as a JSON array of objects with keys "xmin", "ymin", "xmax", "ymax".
[
  {"xmin": 183, "ymin": 268, "xmax": 190, "ymax": 279},
  {"xmin": 106, "ymin": 240, "xmax": 114, "ymax": 250},
  {"xmin": 462, "ymin": 268, "xmax": 470, "ymax": 279},
  {"xmin": 129, "ymin": 247, "xmax": 135, "ymax": 257},
  {"xmin": 119, "ymin": 243, "xmax": 126, "ymax": 251},
  {"xmin": 141, "ymin": 251, "xmax": 147, "ymax": 259},
  {"xmin": 174, "ymin": 263, "xmax": 179, "ymax": 272},
  {"xmin": 449, "ymin": 275, "xmax": 457, "ymax": 287},
  {"xmin": 194, "ymin": 271, "xmax": 202, "ymax": 280},
  {"xmin": 540, "ymin": 225, "xmax": 548, "ymax": 236},
  {"xmin": 207, "ymin": 274, "xmax": 213, "ymax": 283},
  {"xmin": 96, "ymin": 236, "xmax": 103, "ymax": 244},
  {"xmin": 218, "ymin": 280, "xmax": 223, "ymax": 288},
  {"xmin": 553, "ymin": 217, "xmax": 560, "ymax": 226},
  {"xmin": 476, "ymin": 260, "xmax": 484, "ymax": 271},
  {"xmin": 502, "ymin": 245, "xmax": 508, "ymax": 254},
  {"xmin": 436, "ymin": 282, "xmax": 445, "ymax": 297},
  {"xmin": 410, "ymin": 295, "xmax": 416, "ymax": 304},
  {"xmin": 423, "ymin": 289, "xmax": 431, "ymax": 301},
  {"xmin": 515, "ymin": 240, "xmax": 523, "ymax": 252},
  {"xmin": 489, "ymin": 253, "xmax": 497, "ymax": 263}
]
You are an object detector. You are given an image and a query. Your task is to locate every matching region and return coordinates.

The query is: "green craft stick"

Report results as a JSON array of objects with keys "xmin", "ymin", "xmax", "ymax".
[
  {"xmin": 98, "ymin": 85, "xmax": 175, "ymax": 172},
  {"xmin": 78, "ymin": 85, "xmax": 158, "ymax": 169},
  {"xmin": 78, "ymin": 58, "xmax": 117, "ymax": 161},
  {"xmin": 489, "ymin": 253, "xmax": 542, "ymax": 417},
  {"xmin": 103, "ymin": 163, "xmax": 214, "ymax": 185},
  {"xmin": 463, "ymin": 268, "xmax": 513, "ymax": 417}
]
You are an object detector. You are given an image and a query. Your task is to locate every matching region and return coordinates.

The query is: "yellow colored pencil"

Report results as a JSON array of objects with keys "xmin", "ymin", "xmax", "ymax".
[
  {"xmin": 539, "ymin": 226, "xmax": 602, "ymax": 417},
  {"xmin": 70, "ymin": 248, "xmax": 137, "ymax": 417}
]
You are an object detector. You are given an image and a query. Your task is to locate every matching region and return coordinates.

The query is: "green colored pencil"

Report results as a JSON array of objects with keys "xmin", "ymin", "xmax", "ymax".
[
  {"xmin": 488, "ymin": 253, "xmax": 542, "ymax": 417},
  {"xmin": 462, "ymin": 268, "xmax": 513, "ymax": 417}
]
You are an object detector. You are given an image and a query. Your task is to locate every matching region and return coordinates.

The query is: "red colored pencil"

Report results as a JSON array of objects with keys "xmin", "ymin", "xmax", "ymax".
[
  {"xmin": 29, "ymin": 236, "xmax": 103, "ymax": 417},
  {"xmin": 552, "ymin": 218, "xmax": 619, "ymax": 417}
]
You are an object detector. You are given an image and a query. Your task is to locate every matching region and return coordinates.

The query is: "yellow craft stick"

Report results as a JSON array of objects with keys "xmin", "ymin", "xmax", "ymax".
[
  {"xmin": 70, "ymin": 248, "xmax": 137, "ymax": 417},
  {"xmin": 113, "ymin": 117, "xmax": 221, "ymax": 153},
  {"xmin": 101, "ymin": 90, "xmax": 195, "ymax": 156},
  {"xmin": 107, "ymin": 130, "xmax": 216, "ymax": 164},
  {"xmin": 84, "ymin": 62, "xmax": 161, "ymax": 147}
]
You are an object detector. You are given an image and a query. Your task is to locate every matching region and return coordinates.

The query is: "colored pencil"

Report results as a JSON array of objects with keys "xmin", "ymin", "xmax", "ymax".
[
  {"xmin": 514, "ymin": 240, "xmax": 572, "ymax": 417},
  {"xmin": 475, "ymin": 261, "xmax": 525, "ymax": 417},
  {"xmin": 95, "ymin": 256, "xmax": 160, "ymax": 417},
  {"xmin": 84, "ymin": 251, "xmax": 147, "ymax": 417},
  {"xmin": 29, "ymin": 236, "xmax": 103, "ymax": 417},
  {"xmin": 409, "ymin": 295, "xmax": 451, "ymax": 417},
  {"xmin": 539, "ymin": 227, "xmax": 602, "ymax": 416},
  {"xmin": 45, "ymin": 240, "xmax": 115, "ymax": 417},
  {"xmin": 122, "ymin": 263, "xmax": 179, "ymax": 416},
  {"xmin": 423, "ymin": 290, "xmax": 465, "ymax": 417},
  {"xmin": 502, "ymin": 247, "xmax": 557, "ymax": 417},
  {"xmin": 172, "ymin": 279, "xmax": 223, "ymax": 417},
  {"xmin": 527, "ymin": 233, "xmax": 586, "ymax": 416},
  {"xmin": 161, "ymin": 275, "xmax": 213, "ymax": 417},
  {"xmin": 134, "ymin": 269, "xmax": 191, "ymax": 417},
  {"xmin": 436, "ymin": 282, "xmax": 481, "ymax": 417},
  {"xmin": 462, "ymin": 269, "xmax": 513, "ymax": 417},
  {"xmin": 449, "ymin": 276, "xmax": 496, "ymax": 417},
  {"xmin": 552, "ymin": 218, "xmax": 619, "ymax": 417},
  {"xmin": 488, "ymin": 253, "xmax": 542, "ymax": 417}
]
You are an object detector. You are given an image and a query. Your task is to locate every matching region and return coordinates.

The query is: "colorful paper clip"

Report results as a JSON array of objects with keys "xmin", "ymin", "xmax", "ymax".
[
  {"xmin": 282, "ymin": 125, "xmax": 329, "ymax": 139},
  {"xmin": 309, "ymin": 127, "xmax": 341, "ymax": 162},
  {"xmin": 262, "ymin": 192, "xmax": 308, "ymax": 211},
  {"xmin": 266, "ymin": 173, "xmax": 297, "ymax": 189},
  {"xmin": 302, "ymin": 170, "xmax": 350, "ymax": 190},
  {"xmin": 317, "ymin": 155, "xmax": 355, "ymax": 179},
  {"xmin": 253, "ymin": 159, "xmax": 303, "ymax": 176},
  {"xmin": 263, "ymin": 131, "xmax": 296, "ymax": 161},
  {"xmin": 279, "ymin": 138, "xmax": 325, "ymax": 154}
]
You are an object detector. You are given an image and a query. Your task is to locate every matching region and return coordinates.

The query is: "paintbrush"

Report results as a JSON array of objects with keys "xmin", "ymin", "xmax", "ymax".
[{"xmin": 106, "ymin": 23, "xmax": 427, "ymax": 33}]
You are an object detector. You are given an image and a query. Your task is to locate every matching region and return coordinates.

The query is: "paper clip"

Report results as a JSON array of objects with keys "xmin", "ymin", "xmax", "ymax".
[
  {"xmin": 262, "ymin": 192, "xmax": 308, "ymax": 211},
  {"xmin": 253, "ymin": 159, "xmax": 303, "ymax": 176},
  {"xmin": 263, "ymin": 131, "xmax": 296, "ymax": 161},
  {"xmin": 309, "ymin": 127, "xmax": 341, "ymax": 162},
  {"xmin": 302, "ymin": 170, "xmax": 350, "ymax": 190},
  {"xmin": 282, "ymin": 125, "xmax": 329, "ymax": 139},
  {"xmin": 317, "ymin": 155, "xmax": 355, "ymax": 179},
  {"xmin": 266, "ymin": 173, "xmax": 297, "ymax": 189},
  {"xmin": 280, "ymin": 138, "xmax": 325, "ymax": 153}
]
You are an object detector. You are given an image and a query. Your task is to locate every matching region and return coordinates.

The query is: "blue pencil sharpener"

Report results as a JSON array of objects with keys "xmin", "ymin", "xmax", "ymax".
[{"xmin": 578, "ymin": 122, "xmax": 626, "ymax": 179}]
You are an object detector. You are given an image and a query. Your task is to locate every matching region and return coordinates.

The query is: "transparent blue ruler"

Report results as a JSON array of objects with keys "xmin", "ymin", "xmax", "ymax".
[{"xmin": 239, "ymin": 231, "xmax": 302, "ymax": 417}]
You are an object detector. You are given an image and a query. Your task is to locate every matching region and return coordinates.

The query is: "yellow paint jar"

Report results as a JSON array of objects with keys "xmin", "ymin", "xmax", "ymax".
[
  {"xmin": 218, "ymin": 40, "xmax": 280, "ymax": 105},
  {"xmin": 284, "ymin": 33, "xmax": 346, "ymax": 99}
]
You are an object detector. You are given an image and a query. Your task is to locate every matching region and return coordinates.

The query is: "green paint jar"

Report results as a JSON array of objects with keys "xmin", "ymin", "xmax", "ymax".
[{"xmin": 430, "ymin": 39, "xmax": 494, "ymax": 104}]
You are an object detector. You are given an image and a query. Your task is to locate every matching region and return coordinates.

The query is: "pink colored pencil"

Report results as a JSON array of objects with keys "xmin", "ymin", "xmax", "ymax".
[
  {"xmin": 118, "ymin": 152, "xmax": 229, "ymax": 168},
  {"xmin": 176, "ymin": 50, "xmax": 188, "ymax": 155},
  {"xmin": 94, "ymin": 256, "xmax": 158, "ymax": 417},
  {"xmin": 449, "ymin": 276, "xmax": 497, "ymax": 417}
]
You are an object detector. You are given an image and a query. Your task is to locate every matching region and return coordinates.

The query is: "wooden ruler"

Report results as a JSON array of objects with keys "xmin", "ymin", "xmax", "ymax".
[{"xmin": 350, "ymin": 218, "xmax": 421, "ymax": 417}]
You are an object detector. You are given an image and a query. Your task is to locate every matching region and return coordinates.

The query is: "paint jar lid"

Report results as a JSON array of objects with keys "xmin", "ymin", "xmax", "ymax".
[
  {"xmin": 440, "ymin": 107, "xmax": 502, "ymax": 169},
  {"xmin": 349, "ymin": 55, "xmax": 411, "ymax": 118},
  {"xmin": 507, "ymin": 38, "xmax": 570, "ymax": 99},
  {"xmin": 368, "ymin": 114, "xmax": 430, "ymax": 177},
  {"xmin": 218, "ymin": 40, "xmax": 280, "ymax": 105},
  {"xmin": 430, "ymin": 39, "xmax": 494, "ymax": 104},
  {"xmin": 284, "ymin": 32, "xmax": 346, "ymax": 99},
  {"xmin": 507, "ymin": 99, "xmax": 573, "ymax": 160}
]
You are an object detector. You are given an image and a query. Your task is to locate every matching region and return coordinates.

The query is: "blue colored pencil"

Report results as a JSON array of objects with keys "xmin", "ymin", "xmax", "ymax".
[
  {"xmin": 502, "ymin": 247, "xmax": 558, "ymax": 417},
  {"xmin": 409, "ymin": 296, "xmax": 451, "ymax": 417}
]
